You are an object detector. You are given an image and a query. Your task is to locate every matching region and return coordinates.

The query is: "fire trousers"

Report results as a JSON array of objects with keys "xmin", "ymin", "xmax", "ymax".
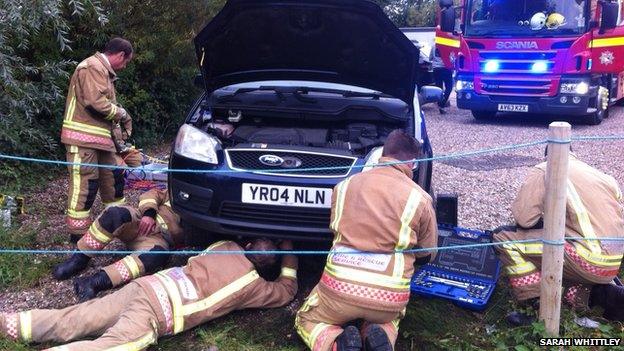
[
  {"xmin": 65, "ymin": 145, "xmax": 126, "ymax": 235},
  {"xmin": 77, "ymin": 205, "xmax": 171, "ymax": 287},
  {"xmin": 295, "ymin": 286, "xmax": 404, "ymax": 351},
  {"xmin": 1, "ymin": 282, "xmax": 160, "ymax": 350},
  {"xmin": 493, "ymin": 229, "xmax": 620, "ymax": 307}
]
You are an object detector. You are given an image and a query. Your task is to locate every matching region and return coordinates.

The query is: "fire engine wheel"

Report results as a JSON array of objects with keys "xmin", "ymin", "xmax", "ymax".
[
  {"xmin": 584, "ymin": 89, "xmax": 609, "ymax": 125},
  {"xmin": 584, "ymin": 109, "xmax": 604, "ymax": 125},
  {"xmin": 471, "ymin": 110, "xmax": 497, "ymax": 121}
]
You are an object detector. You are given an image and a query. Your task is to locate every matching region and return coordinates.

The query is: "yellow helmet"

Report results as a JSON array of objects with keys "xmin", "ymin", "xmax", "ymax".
[{"xmin": 546, "ymin": 13, "xmax": 566, "ymax": 29}]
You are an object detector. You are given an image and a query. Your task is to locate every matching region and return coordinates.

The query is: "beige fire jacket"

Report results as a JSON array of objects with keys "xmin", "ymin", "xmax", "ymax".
[
  {"xmin": 138, "ymin": 240, "xmax": 298, "ymax": 336},
  {"xmin": 320, "ymin": 157, "xmax": 438, "ymax": 311},
  {"xmin": 138, "ymin": 189, "xmax": 183, "ymax": 246},
  {"xmin": 513, "ymin": 157, "xmax": 624, "ymax": 257},
  {"xmin": 60, "ymin": 52, "xmax": 128, "ymax": 152}
]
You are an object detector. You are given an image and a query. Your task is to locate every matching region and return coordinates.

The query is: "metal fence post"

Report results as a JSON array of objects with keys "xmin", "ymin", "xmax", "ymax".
[{"xmin": 539, "ymin": 121, "xmax": 571, "ymax": 336}]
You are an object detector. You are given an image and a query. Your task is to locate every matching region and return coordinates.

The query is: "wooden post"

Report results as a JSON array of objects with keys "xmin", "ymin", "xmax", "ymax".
[{"xmin": 539, "ymin": 122, "xmax": 571, "ymax": 336}]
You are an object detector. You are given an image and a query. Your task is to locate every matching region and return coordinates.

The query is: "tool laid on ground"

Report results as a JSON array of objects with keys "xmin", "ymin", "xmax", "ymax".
[{"xmin": 411, "ymin": 225, "xmax": 501, "ymax": 311}]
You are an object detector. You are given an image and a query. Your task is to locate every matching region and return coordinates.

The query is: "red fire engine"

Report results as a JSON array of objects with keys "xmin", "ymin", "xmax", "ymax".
[{"xmin": 436, "ymin": 0, "xmax": 624, "ymax": 124}]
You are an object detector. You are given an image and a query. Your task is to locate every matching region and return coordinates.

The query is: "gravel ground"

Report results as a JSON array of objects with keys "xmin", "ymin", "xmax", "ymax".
[{"xmin": 2, "ymin": 96, "xmax": 624, "ymax": 325}]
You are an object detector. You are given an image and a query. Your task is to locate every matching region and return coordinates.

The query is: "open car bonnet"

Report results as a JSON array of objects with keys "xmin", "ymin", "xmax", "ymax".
[{"xmin": 194, "ymin": 0, "xmax": 419, "ymax": 105}]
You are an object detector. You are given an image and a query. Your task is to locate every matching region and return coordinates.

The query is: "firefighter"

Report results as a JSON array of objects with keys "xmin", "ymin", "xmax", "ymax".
[
  {"xmin": 432, "ymin": 47, "xmax": 453, "ymax": 115},
  {"xmin": 0, "ymin": 239, "xmax": 297, "ymax": 349},
  {"xmin": 295, "ymin": 130, "xmax": 438, "ymax": 351},
  {"xmin": 494, "ymin": 149, "xmax": 624, "ymax": 325},
  {"xmin": 61, "ymin": 37, "xmax": 134, "ymax": 242},
  {"xmin": 52, "ymin": 188, "xmax": 182, "ymax": 302}
]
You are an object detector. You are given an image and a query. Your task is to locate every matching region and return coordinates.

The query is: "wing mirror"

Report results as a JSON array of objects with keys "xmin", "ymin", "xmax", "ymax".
[
  {"xmin": 439, "ymin": 0, "xmax": 456, "ymax": 33},
  {"xmin": 600, "ymin": 1, "xmax": 618, "ymax": 33},
  {"xmin": 419, "ymin": 86, "xmax": 443, "ymax": 105},
  {"xmin": 193, "ymin": 74, "xmax": 204, "ymax": 89}
]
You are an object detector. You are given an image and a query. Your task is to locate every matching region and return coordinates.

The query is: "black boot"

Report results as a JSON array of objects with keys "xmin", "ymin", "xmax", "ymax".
[
  {"xmin": 590, "ymin": 284, "xmax": 624, "ymax": 321},
  {"xmin": 363, "ymin": 324, "xmax": 392, "ymax": 351},
  {"xmin": 70, "ymin": 234, "xmax": 82, "ymax": 244},
  {"xmin": 52, "ymin": 253, "xmax": 91, "ymax": 280},
  {"xmin": 73, "ymin": 270, "xmax": 112, "ymax": 302},
  {"xmin": 335, "ymin": 325, "xmax": 362, "ymax": 351},
  {"xmin": 506, "ymin": 298, "xmax": 538, "ymax": 326}
]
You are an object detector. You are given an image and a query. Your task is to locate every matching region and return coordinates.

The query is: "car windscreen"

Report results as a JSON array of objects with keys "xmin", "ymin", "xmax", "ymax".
[{"xmin": 465, "ymin": 0, "xmax": 589, "ymax": 37}]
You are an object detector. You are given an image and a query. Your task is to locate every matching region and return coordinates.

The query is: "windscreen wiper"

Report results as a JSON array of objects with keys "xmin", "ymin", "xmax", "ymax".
[{"xmin": 217, "ymin": 86, "xmax": 286, "ymax": 103}]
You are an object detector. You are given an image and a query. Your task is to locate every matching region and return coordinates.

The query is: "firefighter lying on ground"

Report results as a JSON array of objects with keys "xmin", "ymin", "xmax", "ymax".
[
  {"xmin": 295, "ymin": 130, "xmax": 438, "ymax": 351},
  {"xmin": 494, "ymin": 147, "xmax": 624, "ymax": 325},
  {"xmin": 61, "ymin": 37, "xmax": 134, "ymax": 242},
  {"xmin": 52, "ymin": 188, "xmax": 183, "ymax": 301},
  {"xmin": 1, "ymin": 239, "xmax": 297, "ymax": 350}
]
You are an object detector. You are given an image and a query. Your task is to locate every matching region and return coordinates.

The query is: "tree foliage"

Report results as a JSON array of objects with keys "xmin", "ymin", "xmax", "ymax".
[
  {"xmin": 0, "ymin": 0, "xmax": 433, "ymax": 189},
  {"xmin": 0, "ymin": 0, "xmax": 108, "ymax": 187}
]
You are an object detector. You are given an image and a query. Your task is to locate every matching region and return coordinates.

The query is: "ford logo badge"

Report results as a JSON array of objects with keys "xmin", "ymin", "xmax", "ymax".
[{"xmin": 259, "ymin": 154, "xmax": 284, "ymax": 167}]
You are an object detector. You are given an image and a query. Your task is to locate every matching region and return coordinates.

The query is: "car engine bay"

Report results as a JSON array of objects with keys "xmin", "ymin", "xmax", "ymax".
[{"xmin": 192, "ymin": 107, "xmax": 405, "ymax": 157}]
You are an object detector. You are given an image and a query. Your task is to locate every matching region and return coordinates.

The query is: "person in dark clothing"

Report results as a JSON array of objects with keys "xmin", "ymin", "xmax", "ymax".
[{"xmin": 432, "ymin": 48, "xmax": 453, "ymax": 114}]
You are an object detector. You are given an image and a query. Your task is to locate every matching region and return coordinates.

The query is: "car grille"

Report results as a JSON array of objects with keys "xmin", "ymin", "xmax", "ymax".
[
  {"xmin": 219, "ymin": 201, "xmax": 330, "ymax": 228},
  {"xmin": 479, "ymin": 77, "xmax": 552, "ymax": 96},
  {"xmin": 225, "ymin": 149, "xmax": 356, "ymax": 177},
  {"xmin": 477, "ymin": 51, "xmax": 556, "ymax": 97}
]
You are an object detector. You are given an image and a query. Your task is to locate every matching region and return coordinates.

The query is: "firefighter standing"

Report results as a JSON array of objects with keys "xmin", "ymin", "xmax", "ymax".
[
  {"xmin": 1, "ymin": 239, "xmax": 298, "ymax": 350},
  {"xmin": 295, "ymin": 130, "xmax": 438, "ymax": 351},
  {"xmin": 61, "ymin": 37, "xmax": 134, "ymax": 242},
  {"xmin": 494, "ymin": 152, "xmax": 624, "ymax": 324},
  {"xmin": 432, "ymin": 47, "xmax": 453, "ymax": 115},
  {"xmin": 52, "ymin": 188, "xmax": 182, "ymax": 301}
]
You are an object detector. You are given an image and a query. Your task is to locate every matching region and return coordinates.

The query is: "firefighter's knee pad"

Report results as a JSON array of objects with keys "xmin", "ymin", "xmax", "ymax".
[
  {"xmin": 138, "ymin": 246, "xmax": 170, "ymax": 273},
  {"xmin": 98, "ymin": 206, "xmax": 132, "ymax": 233}
]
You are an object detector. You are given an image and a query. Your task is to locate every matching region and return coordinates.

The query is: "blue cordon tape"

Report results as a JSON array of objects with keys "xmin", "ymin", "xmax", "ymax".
[
  {"xmin": 0, "ymin": 139, "xmax": 550, "ymax": 173},
  {"xmin": 3, "ymin": 134, "xmax": 624, "ymax": 174},
  {"xmin": 2, "ymin": 237, "xmax": 624, "ymax": 255}
]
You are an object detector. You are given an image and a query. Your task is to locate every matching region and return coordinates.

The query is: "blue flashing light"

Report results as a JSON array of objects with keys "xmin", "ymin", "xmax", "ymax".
[
  {"xmin": 484, "ymin": 60, "xmax": 500, "ymax": 73},
  {"xmin": 531, "ymin": 61, "xmax": 548, "ymax": 73}
]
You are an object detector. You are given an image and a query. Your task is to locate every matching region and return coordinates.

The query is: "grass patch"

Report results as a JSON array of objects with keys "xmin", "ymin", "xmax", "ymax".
[
  {"xmin": 0, "ymin": 339, "xmax": 32, "ymax": 351},
  {"xmin": 0, "ymin": 224, "xmax": 60, "ymax": 289},
  {"xmin": 0, "ymin": 163, "xmax": 62, "ymax": 195}
]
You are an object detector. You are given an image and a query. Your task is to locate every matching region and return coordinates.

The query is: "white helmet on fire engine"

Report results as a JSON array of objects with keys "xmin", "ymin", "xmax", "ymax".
[{"xmin": 530, "ymin": 12, "xmax": 547, "ymax": 30}]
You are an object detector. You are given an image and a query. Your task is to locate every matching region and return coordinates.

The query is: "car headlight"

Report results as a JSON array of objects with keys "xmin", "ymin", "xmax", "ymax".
[
  {"xmin": 362, "ymin": 147, "xmax": 419, "ymax": 172},
  {"xmin": 455, "ymin": 80, "xmax": 474, "ymax": 91},
  {"xmin": 560, "ymin": 82, "xmax": 589, "ymax": 95},
  {"xmin": 174, "ymin": 124, "xmax": 219, "ymax": 164}
]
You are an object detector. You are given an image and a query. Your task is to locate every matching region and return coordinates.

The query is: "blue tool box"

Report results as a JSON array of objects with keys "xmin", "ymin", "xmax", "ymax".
[{"xmin": 410, "ymin": 226, "xmax": 501, "ymax": 311}]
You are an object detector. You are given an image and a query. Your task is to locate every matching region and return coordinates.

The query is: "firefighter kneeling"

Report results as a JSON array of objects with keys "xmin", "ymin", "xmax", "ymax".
[
  {"xmin": 494, "ymin": 148, "xmax": 624, "ymax": 325},
  {"xmin": 52, "ymin": 188, "xmax": 183, "ymax": 301},
  {"xmin": 296, "ymin": 130, "xmax": 438, "ymax": 351}
]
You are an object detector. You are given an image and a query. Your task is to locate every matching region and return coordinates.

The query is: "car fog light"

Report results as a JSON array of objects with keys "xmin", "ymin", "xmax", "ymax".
[
  {"xmin": 573, "ymin": 96, "xmax": 581, "ymax": 104},
  {"xmin": 560, "ymin": 96, "xmax": 568, "ymax": 104},
  {"xmin": 466, "ymin": 92, "xmax": 472, "ymax": 99},
  {"xmin": 179, "ymin": 191, "xmax": 190, "ymax": 201}
]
